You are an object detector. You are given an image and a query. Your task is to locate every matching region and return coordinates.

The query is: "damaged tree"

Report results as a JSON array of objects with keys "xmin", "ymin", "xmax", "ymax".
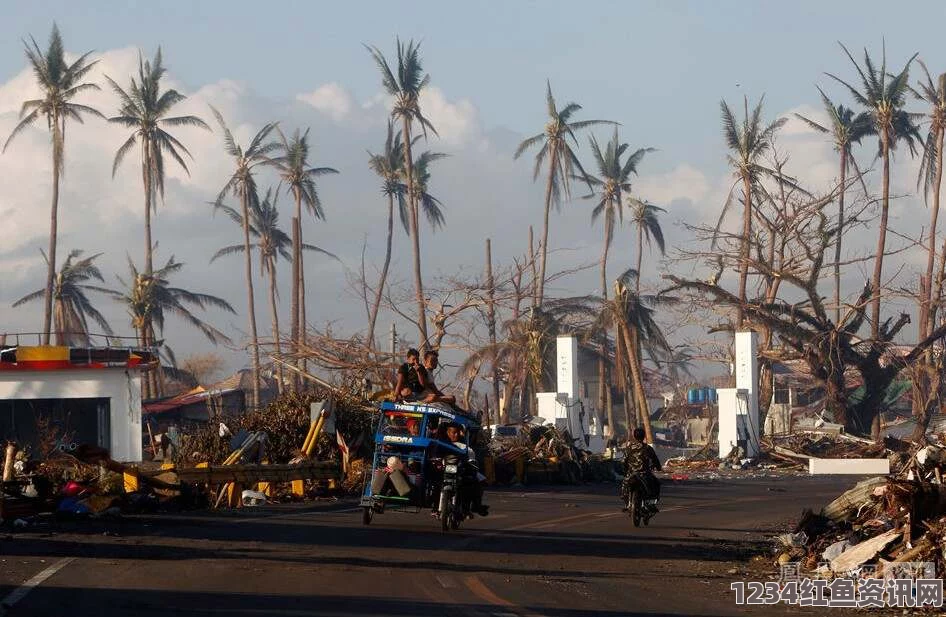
[{"xmin": 667, "ymin": 186, "xmax": 946, "ymax": 437}]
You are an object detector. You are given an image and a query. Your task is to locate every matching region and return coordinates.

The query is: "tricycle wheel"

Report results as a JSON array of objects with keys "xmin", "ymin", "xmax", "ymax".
[{"xmin": 362, "ymin": 507, "xmax": 373, "ymax": 526}]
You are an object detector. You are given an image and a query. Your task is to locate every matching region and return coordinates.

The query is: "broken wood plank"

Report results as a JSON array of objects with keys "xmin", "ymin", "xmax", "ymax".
[
  {"xmin": 822, "ymin": 476, "xmax": 888, "ymax": 522},
  {"xmin": 830, "ymin": 528, "xmax": 902, "ymax": 573},
  {"xmin": 175, "ymin": 461, "xmax": 341, "ymax": 485}
]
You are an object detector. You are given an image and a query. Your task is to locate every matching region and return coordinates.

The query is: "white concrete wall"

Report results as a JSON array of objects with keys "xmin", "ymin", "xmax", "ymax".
[{"xmin": 0, "ymin": 368, "xmax": 142, "ymax": 462}]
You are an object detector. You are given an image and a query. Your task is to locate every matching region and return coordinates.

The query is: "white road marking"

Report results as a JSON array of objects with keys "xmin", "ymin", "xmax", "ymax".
[
  {"xmin": 0, "ymin": 557, "xmax": 75, "ymax": 611},
  {"xmin": 436, "ymin": 575, "xmax": 456, "ymax": 588}
]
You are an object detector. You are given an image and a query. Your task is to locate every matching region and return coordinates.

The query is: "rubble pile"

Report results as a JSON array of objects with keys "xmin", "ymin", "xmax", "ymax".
[
  {"xmin": 776, "ymin": 443, "xmax": 946, "ymax": 579},
  {"xmin": 487, "ymin": 425, "xmax": 618, "ymax": 485}
]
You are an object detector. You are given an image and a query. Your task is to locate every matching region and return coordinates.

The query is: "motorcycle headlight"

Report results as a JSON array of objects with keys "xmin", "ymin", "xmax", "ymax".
[{"xmin": 445, "ymin": 464, "xmax": 458, "ymax": 474}]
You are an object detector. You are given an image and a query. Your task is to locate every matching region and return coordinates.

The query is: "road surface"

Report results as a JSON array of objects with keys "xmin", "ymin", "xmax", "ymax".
[{"xmin": 0, "ymin": 475, "xmax": 867, "ymax": 616}]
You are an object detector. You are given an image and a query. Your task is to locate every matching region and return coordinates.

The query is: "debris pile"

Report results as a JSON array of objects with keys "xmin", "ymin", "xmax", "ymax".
[
  {"xmin": 487, "ymin": 424, "xmax": 617, "ymax": 485},
  {"xmin": 776, "ymin": 443, "xmax": 946, "ymax": 579}
]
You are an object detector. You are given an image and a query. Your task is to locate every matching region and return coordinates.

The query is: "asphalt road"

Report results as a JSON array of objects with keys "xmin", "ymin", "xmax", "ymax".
[{"xmin": 0, "ymin": 475, "xmax": 869, "ymax": 616}]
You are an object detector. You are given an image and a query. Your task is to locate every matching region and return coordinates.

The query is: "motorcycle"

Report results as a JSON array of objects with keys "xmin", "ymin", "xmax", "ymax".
[
  {"xmin": 438, "ymin": 454, "xmax": 465, "ymax": 531},
  {"xmin": 625, "ymin": 472, "xmax": 659, "ymax": 527}
]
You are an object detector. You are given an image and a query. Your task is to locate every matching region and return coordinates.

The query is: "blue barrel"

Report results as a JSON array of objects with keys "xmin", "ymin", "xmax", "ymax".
[
  {"xmin": 703, "ymin": 387, "xmax": 717, "ymax": 403},
  {"xmin": 695, "ymin": 388, "xmax": 705, "ymax": 403},
  {"xmin": 687, "ymin": 388, "xmax": 699, "ymax": 404}
]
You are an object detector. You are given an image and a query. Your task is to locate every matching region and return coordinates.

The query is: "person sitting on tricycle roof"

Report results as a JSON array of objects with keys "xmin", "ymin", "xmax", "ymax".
[{"xmin": 394, "ymin": 348, "xmax": 432, "ymax": 402}]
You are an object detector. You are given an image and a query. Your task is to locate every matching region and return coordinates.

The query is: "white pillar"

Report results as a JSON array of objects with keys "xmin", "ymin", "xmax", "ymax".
[
  {"xmin": 556, "ymin": 335, "xmax": 578, "ymax": 399},
  {"xmin": 734, "ymin": 331, "xmax": 760, "ymax": 457}
]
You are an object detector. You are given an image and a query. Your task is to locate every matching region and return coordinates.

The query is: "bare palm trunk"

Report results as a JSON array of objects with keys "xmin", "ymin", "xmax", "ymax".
[
  {"xmin": 834, "ymin": 154, "xmax": 848, "ymax": 325},
  {"xmin": 401, "ymin": 120, "xmax": 428, "ymax": 348},
  {"xmin": 299, "ymin": 241, "xmax": 308, "ymax": 385},
  {"xmin": 529, "ymin": 226, "xmax": 538, "ymax": 308},
  {"xmin": 141, "ymin": 144, "xmax": 159, "ymax": 398},
  {"xmin": 621, "ymin": 322, "xmax": 653, "ymax": 443},
  {"xmin": 635, "ymin": 224, "xmax": 644, "ymax": 294},
  {"xmin": 42, "ymin": 124, "xmax": 63, "ymax": 346},
  {"xmin": 290, "ymin": 214, "xmax": 300, "ymax": 391},
  {"xmin": 870, "ymin": 137, "xmax": 891, "ymax": 340},
  {"xmin": 599, "ymin": 214, "xmax": 612, "ymax": 437},
  {"xmin": 736, "ymin": 173, "xmax": 753, "ymax": 329},
  {"xmin": 914, "ymin": 128, "xmax": 945, "ymax": 438},
  {"xmin": 537, "ymin": 142, "xmax": 558, "ymax": 306},
  {"xmin": 367, "ymin": 193, "xmax": 395, "ymax": 349},
  {"xmin": 485, "ymin": 238, "xmax": 501, "ymax": 426},
  {"xmin": 268, "ymin": 264, "xmax": 284, "ymax": 396},
  {"xmin": 241, "ymin": 186, "xmax": 261, "ymax": 409}
]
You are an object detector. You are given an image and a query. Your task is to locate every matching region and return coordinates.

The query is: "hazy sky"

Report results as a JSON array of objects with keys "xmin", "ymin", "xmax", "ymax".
[{"xmin": 1, "ymin": 1, "xmax": 944, "ymax": 382}]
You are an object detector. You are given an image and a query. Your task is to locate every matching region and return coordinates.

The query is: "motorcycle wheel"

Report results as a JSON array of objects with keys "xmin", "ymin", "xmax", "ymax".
[
  {"xmin": 631, "ymin": 493, "xmax": 641, "ymax": 527},
  {"xmin": 441, "ymin": 496, "xmax": 452, "ymax": 533},
  {"xmin": 362, "ymin": 507, "xmax": 373, "ymax": 526}
]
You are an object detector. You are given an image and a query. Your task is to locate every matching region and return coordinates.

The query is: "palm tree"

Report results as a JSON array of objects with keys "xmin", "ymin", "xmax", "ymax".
[
  {"xmin": 210, "ymin": 106, "xmax": 279, "ymax": 409},
  {"xmin": 718, "ymin": 96, "xmax": 786, "ymax": 328},
  {"xmin": 367, "ymin": 38, "xmax": 438, "ymax": 348},
  {"xmin": 582, "ymin": 128, "xmax": 653, "ymax": 435},
  {"xmin": 794, "ymin": 88, "xmax": 871, "ymax": 324},
  {"xmin": 828, "ymin": 43, "xmax": 922, "ymax": 339},
  {"xmin": 106, "ymin": 257, "xmax": 235, "ymax": 398},
  {"xmin": 366, "ymin": 122, "xmax": 406, "ymax": 348},
  {"xmin": 13, "ymin": 249, "xmax": 113, "ymax": 346},
  {"xmin": 404, "ymin": 147, "xmax": 447, "ymax": 232},
  {"xmin": 627, "ymin": 199, "xmax": 666, "ymax": 292},
  {"xmin": 212, "ymin": 189, "xmax": 338, "ymax": 395},
  {"xmin": 106, "ymin": 48, "xmax": 210, "ymax": 279},
  {"xmin": 4, "ymin": 24, "xmax": 102, "ymax": 345},
  {"xmin": 598, "ymin": 270, "xmax": 673, "ymax": 443},
  {"xmin": 912, "ymin": 62, "xmax": 946, "ymax": 339},
  {"xmin": 515, "ymin": 81, "xmax": 612, "ymax": 305},
  {"xmin": 269, "ymin": 128, "xmax": 338, "ymax": 385}
]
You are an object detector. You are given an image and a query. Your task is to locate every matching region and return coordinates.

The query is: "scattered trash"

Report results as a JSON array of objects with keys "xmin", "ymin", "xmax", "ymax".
[{"xmin": 241, "ymin": 490, "xmax": 268, "ymax": 507}]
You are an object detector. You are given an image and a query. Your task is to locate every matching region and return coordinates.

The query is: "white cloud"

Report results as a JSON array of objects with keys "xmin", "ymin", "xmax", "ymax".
[
  {"xmin": 296, "ymin": 83, "xmax": 354, "ymax": 122},
  {"xmin": 634, "ymin": 164, "xmax": 710, "ymax": 207},
  {"xmin": 417, "ymin": 87, "xmax": 482, "ymax": 148}
]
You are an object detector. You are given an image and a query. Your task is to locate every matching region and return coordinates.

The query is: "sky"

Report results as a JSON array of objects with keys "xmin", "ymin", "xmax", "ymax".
[{"xmin": 1, "ymin": 1, "xmax": 946, "ymax": 385}]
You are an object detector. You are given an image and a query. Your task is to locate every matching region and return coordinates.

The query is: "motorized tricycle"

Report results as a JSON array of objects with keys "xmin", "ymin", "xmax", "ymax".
[{"xmin": 360, "ymin": 401, "xmax": 483, "ymax": 531}]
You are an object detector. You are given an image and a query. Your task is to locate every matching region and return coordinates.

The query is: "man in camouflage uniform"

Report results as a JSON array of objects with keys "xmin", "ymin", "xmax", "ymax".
[{"xmin": 621, "ymin": 428, "xmax": 662, "ymax": 508}]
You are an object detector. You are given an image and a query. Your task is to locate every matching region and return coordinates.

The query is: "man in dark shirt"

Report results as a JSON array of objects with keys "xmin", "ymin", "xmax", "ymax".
[
  {"xmin": 394, "ymin": 348, "xmax": 431, "ymax": 402},
  {"xmin": 621, "ymin": 428, "xmax": 662, "ymax": 507}
]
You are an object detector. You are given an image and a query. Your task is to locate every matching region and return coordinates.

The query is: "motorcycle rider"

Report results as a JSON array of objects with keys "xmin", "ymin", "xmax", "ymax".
[
  {"xmin": 621, "ymin": 428, "xmax": 662, "ymax": 510},
  {"xmin": 439, "ymin": 422, "xmax": 489, "ymax": 517}
]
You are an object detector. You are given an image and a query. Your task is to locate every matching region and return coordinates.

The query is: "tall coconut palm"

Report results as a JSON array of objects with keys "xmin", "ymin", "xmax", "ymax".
[
  {"xmin": 106, "ymin": 48, "xmax": 210, "ymax": 278},
  {"xmin": 597, "ymin": 270, "xmax": 673, "ymax": 443},
  {"xmin": 718, "ymin": 96, "xmax": 786, "ymax": 328},
  {"xmin": 582, "ymin": 128, "xmax": 653, "ymax": 435},
  {"xmin": 912, "ymin": 63, "xmax": 946, "ymax": 339},
  {"xmin": 515, "ymin": 81, "xmax": 612, "ymax": 305},
  {"xmin": 627, "ymin": 199, "xmax": 666, "ymax": 292},
  {"xmin": 210, "ymin": 106, "xmax": 279, "ymax": 409},
  {"xmin": 794, "ymin": 88, "xmax": 872, "ymax": 325},
  {"xmin": 212, "ymin": 189, "xmax": 338, "ymax": 395},
  {"xmin": 366, "ymin": 122, "xmax": 406, "ymax": 348},
  {"xmin": 269, "ymin": 127, "xmax": 338, "ymax": 385},
  {"xmin": 106, "ymin": 257, "xmax": 235, "ymax": 398},
  {"xmin": 4, "ymin": 24, "xmax": 103, "ymax": 345},
  {"xmin": 13, "ymin": 249, "xmax": 113, "ymax": 346},
  {"xmin": 828, "ymin": 43, "xmax": 922, "ymax": 339},
  {"xmin": 367, "ymin": 38, "xmax": 438, "ymax": 348}
]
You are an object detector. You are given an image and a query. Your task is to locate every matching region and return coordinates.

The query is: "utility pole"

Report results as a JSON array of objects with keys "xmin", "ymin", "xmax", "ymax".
[{"xmin": 486, "ymin": 238, "xmax": 501, "ymax": 426}]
